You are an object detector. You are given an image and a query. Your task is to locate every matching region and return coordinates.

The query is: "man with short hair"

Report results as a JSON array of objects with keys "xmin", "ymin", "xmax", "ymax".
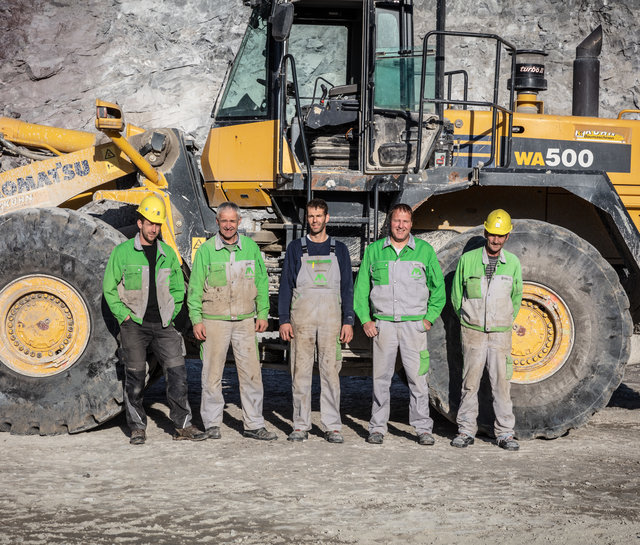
[
  {"xmin": 450, "ymin": 208, "xmax": 522, "ymax": 451},
  {"xmin": 187, "ymin": 201, "xmax": 277, "ymax": 441},
  {"xmin": 278, "ymin": 198, "xmax": 355, "ymax": 443},
  {"xmin": 354, "ymin": 203, "xmax": 445, "ymax": 445},
  {"xmin": 103, "ymin": 193, "xmax": 205, "ymax": 445}
]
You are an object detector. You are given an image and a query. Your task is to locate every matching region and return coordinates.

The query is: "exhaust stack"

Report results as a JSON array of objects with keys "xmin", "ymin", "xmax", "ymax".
[{"xmin": 572, "ymin": 25, "xmax": 602, "ymax": 117}]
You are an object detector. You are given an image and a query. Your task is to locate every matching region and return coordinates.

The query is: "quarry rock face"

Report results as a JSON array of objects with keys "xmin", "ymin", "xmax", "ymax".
[{"xmin": 1, "ymin": 0, "xmax": 638, "ymax": 148}]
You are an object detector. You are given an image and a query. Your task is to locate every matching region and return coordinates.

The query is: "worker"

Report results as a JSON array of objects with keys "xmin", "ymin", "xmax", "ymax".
[
  {"xmin": 450, "ymin": 209, "xmax": 523, "ymax": 451},
  {"xmin": 354, "ymin": 203, "xmax": 445, "ymax": 445},
  {"xmin": 187, "ymin": 201, "xmax": 277, "ymax": 441},
  {"xmin": 103, "ymin": 194, "xmax": 205, "ymax": 445},
  {"xmin": 278, "ymin": 198, "xmax": 355, "ymax": 443}
]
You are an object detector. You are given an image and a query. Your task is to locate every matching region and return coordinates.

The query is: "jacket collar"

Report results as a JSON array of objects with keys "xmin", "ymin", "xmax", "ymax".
[
  {"xmin": 482, "ymin": 245, "xmax": 506, "ymax": 264},
  {"xmin": 383, "ymin": 233, "xmax": 416, "ymax": 251},
  {"xmin": 215, "ymin": 232, "xmax": 243, "ymax": 251},
  {"xmin": 134, "ymin": 232, "xmax": 166, "ymax": 256}
]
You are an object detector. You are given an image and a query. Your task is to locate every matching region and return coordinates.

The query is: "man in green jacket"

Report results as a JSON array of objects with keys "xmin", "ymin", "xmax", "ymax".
[
  {"xmin": 450, "ymin": 209, "xmax": 523, "ymax": 451},
  {"xmin": 187, "ymin": 201, "xmax": 277, "ymax": 441},
  {"xmin": 103, "ymin": 194, "xmax": 205, "ymax": 445},
  {"xmin": 354, "ymin": 203, "xmax": 445, "ymax": 445}
]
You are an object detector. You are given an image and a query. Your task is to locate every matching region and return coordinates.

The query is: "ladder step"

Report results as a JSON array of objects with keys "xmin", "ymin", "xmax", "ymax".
[{"xmin": 329, "ymin": 217, "xmax": 369, "ymax": 225}]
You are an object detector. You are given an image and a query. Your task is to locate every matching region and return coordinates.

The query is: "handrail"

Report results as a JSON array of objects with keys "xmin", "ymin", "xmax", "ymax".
[
  {"xmin": 445, "ymin": 69, "xmax": 468, "ymax": 109},
  {"xmin": 278, "ymin": 54, "xmax": 313, "ymax": 202},
  {"xmin": 416, "ymin": 30, "xmax": 517, "ymax": 173},
  {"xmin": 618, "ymin": 109, "xmax": 640, "ymax": 120}
]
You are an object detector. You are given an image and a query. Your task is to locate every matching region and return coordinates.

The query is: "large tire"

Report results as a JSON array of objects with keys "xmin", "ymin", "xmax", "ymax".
[
  {"xmin": 415, "ymin": 229, "xmax": 460, "ymax": 252},
  {"xmin": 0, "ymin": 208, "xmax": 126, "ymax": 435},
  {"xmin": 428, "ymin": 219, "xmax": 632, "ymax": 439}
]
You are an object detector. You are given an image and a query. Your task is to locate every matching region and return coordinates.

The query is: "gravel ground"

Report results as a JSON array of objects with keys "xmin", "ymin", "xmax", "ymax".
[{"xmin": 1, "ymin": 361, "xmax": 639, "ymax": 545}]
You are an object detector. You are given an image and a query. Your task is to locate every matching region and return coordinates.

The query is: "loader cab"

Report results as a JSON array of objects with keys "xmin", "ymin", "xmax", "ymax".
[
  {"xmin": 201, "ymin": 0, "xmax": 438, "ymax": 207},
  {"xmin": 284, "ymin": 3, "xmax": 363, "ymax": 169}
]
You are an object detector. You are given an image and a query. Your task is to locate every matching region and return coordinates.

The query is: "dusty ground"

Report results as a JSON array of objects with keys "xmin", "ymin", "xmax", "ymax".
[{"xmin": 2, "ymin": 362, "xmax": 639, "ymax": 545}]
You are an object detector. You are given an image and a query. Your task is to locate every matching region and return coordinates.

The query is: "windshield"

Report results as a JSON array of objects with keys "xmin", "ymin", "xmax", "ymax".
[{"xmin": 216, "ymin": 8, "xmax": 269, "ymax": 119}]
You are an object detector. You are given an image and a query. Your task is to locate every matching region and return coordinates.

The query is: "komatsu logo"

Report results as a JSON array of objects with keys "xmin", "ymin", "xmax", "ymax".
[
  {"xmin": 575, "ymin": 130, "xmax": 625, "ymax": 143},
  {"xmin": 0, "ymin": 160, "xmax": 91, "ymax": 198}
]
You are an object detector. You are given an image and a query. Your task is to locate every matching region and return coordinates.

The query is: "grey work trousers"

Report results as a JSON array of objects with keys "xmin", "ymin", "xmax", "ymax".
[
  {"xmin": 119, "ymin": 319, "xmax": 192, "ymax": 431},
  {"xmin": 456, "ymin": 327, "xmax": 515, "ymax": 438},
  {"xmin": 370, "ymin": 320, "xmax": 433, "ymax": 435},
  {"xmin": 200, "ymin": 318, "xmax": 265, "ymax": 431},
  {"xmin": 290, "ymin": 313, "xmax": 342, "ymax": 432}
]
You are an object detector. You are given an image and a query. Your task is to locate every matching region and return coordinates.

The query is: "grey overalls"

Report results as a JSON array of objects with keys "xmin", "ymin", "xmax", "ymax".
[
  {"xmin": 370, "ymin": 258, "xmax": 432, "ymax": 436},
  {"xmin": 290, "ymin": 237, "xmax": 343, "ymax": 431}
]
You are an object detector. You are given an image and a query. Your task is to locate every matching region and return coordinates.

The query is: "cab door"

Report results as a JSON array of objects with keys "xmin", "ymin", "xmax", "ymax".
[{"xmin": 363, "ymin": 0, "xmax": 437, "ymax": 173}]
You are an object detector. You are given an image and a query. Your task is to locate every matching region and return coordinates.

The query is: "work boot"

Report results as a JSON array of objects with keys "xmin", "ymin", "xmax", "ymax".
[
  {"xmin": 174, "ymin": 425, "xmax": 207, "ymax": 441},
  {"xmin": 243, "ymin": 427, "xmax": 278, "ymax": 441},
  {"xmin": 496, "ymin": 435, "xmax": 520, "ymax": 451},
  {"xmin": 366, "ymin": 432, "xmax": 384, "ymax": 445},
  {"xmin": 324, "ymin": 430, "xmax": 344, "ymax": 444},
  {"xmin": 451, "ymin": 433, "xmax": 475, "ymax": 448},
  {"xmin": 287, "ymin": 429, "xmax": 308, "ymax": 442},
  {"xmin": 417, "ymin": 432, "xmax": 435, "ymax": 446},
  {"xmin": 203, "ymin": 426, "xmax": 221, "ymax": 440},
  {"xmin": 129, "ymin": 429, "xmax": 146, "ymax": 445}
]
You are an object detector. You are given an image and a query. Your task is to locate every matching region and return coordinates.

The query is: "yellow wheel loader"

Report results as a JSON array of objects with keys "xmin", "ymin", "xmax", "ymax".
[{"xmin": 0, "ymin": 0, "xmax": 638, "ymax": 439}]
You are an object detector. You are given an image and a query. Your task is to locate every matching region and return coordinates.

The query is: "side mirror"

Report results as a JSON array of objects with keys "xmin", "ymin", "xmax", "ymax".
[{"xmin": 271, "ymin": 3, "xmax": 294, "ymax": 42}]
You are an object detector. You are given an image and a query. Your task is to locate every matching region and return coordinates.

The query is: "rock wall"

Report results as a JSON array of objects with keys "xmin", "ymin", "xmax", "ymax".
[{"xmin": 1, "ymin": 0, "xmax": 638, "ymax": 148}]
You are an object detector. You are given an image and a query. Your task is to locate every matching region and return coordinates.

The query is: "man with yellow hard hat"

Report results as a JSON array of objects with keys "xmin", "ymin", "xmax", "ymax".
[
  {"xmin": 450, "ymin": 209, "xmax": 522, "ymax": 451},
  {"xmin": 103, "ymin": 194, "xmax": 205, "ymax": 445}
]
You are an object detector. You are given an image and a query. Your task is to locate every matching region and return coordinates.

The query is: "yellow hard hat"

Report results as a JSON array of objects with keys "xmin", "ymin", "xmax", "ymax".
[
  {"xmin": 484, "ymin": 209, "xmax": 512, "ymax": 235},
  {"xmin": 137, "ymin": 194, "xmax": 166, "ymax": 224}
]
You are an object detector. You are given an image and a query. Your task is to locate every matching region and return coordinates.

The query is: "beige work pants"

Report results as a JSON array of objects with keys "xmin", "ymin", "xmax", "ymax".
[
  {"xmin": 200, "ymin": 318, "xmax": 265, "ymax": 431},
  {"xmin": 456, "ymin": 327, "xmax": 515, "ymax": 438}
]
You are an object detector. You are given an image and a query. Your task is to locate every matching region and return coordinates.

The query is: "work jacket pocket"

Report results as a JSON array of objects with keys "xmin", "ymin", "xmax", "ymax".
[
  {"xmin": 207, "ymin": 263, "xmax": 227, "ymax": 287},
  {"xmin": 123, "ymin": 266, "xmax": 143, "ymax": 291},
  {"xmin": 464, "ymin": 275, "xmax": 483, "ymax": 299},
  {"xmin": 371, "ymin": 261, "xmax": 389, "ymax": 286}
]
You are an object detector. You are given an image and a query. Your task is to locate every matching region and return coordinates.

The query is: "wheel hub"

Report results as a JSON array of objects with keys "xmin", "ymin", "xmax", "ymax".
[
  {"xmin": 511, "ymin": 282, "xmax": 574, "ymax": 384},
  {"xmin": 0, "ymin": 275, "xmax": 90, "ymax": 377}
]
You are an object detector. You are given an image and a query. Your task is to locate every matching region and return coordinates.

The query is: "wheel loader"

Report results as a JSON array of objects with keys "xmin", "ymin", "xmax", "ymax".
[{"xmin": 0, "ymin": 0, "xmax": 638, "ymax": 439}]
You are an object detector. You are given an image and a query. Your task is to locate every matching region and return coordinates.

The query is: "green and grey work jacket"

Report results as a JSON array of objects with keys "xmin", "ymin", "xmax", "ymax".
[
  {"xmin": 451, "ymin": 246, "xmax": 523, "ymax": 332},
  {"xmin": 354, "ymin": 234, "xmax": 445, "ymax": 325},
  {"xmin": 187, "ymin": 233, "xmax": 269, "ymax": 323},
  {"xmin": 102, "ymin": 233, "xmax": 184, "ymax": 327}
]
